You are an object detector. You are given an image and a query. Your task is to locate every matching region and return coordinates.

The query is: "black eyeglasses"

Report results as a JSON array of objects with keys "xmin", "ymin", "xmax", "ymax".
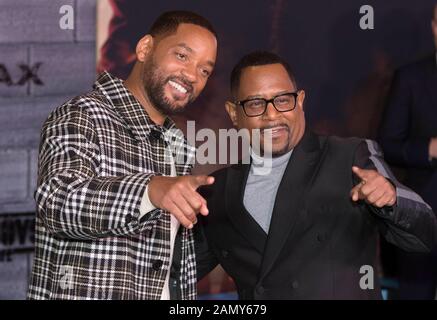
[{"xmin": 235, "ymin": 91, "xmax": 300, "ymax": 117}]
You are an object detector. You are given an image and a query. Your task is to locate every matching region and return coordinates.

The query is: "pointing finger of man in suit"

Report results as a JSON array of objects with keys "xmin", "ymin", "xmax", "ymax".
[
  {"xmin": 148, "ymin": 175, "xmax": 214, "ymax": 228},
  {"xmin": 351, "ymin": 166, "xmax": 397, "ymax": 207}
]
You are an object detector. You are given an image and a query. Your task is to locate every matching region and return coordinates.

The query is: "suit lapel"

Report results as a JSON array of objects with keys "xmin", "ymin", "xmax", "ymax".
[
  {"xmin": 259, "ymin": 129, "xmax": 323, "ymax": 279},
  {"xmin": 225, "ymin": 162, "xmax": 267, "ymax": 254}
]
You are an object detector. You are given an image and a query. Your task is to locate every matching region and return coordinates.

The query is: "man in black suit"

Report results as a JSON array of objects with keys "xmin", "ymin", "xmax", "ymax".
[
  {"xmin": 378, "ymin": 4, "xmax": 437, "ymax": 300},
  {"xmin": 195, "ymin": 51, "xmax": 437, "ymax": 299}
]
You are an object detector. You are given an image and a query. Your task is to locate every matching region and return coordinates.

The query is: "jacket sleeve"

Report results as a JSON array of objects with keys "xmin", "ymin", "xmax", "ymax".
[
  {"xmin": 35, "ymin": 103, "xmax": 162, "ymax": 240},
  {"xmin": 193, "ymin": 218, "xmax": 220, "ymax": 281},
  {"xmin": 353, "ymin": 140, "xmax": 437, "ymax": 252},
  {"xmin": 378, "ymin": 68, "xmax": 436, "ymax": 168}
]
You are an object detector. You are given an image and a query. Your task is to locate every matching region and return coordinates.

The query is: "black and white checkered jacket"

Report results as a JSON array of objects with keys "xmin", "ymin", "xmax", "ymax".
[{"xmin": 28, "ymin": 72, "xmax": 196, "ymax": 299}]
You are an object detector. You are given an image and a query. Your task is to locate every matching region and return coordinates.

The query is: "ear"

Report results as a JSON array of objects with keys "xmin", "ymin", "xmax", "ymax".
[
  {"xmin": 225, "ymin": 101, "xmax": 238, "ymax": 127},
  {"xmin": 136, "ymin": 35, "xmax": 154, "ymax": 62},
  {"xmin": 296, "ymin": 90, "xmax": 306, "ymax": 112}
]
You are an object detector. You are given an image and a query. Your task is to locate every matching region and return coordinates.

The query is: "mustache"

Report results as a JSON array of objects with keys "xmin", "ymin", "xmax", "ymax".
[
  {"xmin": 259, "ymin": 123, "xmax": 290, "ymax": 132},
  {"xmin": 168, "ymin": 76, "xmax": 194, "ymax": 95}
]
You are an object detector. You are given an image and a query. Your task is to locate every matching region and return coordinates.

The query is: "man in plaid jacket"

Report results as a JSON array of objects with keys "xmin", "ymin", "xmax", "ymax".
[{"xmin": 28, "ymin": 11, "xmax": 217, "ymax": 300}]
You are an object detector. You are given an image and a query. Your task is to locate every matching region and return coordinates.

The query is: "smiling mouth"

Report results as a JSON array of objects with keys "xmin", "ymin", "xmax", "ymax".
[
  {"xmin": 168, "ymin": 80, "xmax": 189, "ymax": 94},
  {"xmin": 262, "ymin": 125, "xmax": 289, "ymax": 135}
]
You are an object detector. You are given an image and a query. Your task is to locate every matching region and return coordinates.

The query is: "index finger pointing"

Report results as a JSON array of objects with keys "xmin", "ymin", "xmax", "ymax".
[
  {"xmin": 192, "ymin": 175, "xmax": 215, "ymax": 189},
  {"xmin": 352, "ymin": 166, "xmax": 373, "ymax": 181}
]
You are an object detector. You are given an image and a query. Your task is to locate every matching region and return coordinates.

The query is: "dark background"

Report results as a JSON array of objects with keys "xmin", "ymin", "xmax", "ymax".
[{"xmin": 99, "ymin": 0, "xmax": 436, "ymax": 141}]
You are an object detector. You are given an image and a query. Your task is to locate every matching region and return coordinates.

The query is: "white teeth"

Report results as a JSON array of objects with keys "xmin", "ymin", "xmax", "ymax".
[
  {"xmin": 169, "ymin": 80, "xmax": 187, "ymax": 94},
  {"xmin": 264, "ymin": 127, "xmax": 286, "ymax": 134}
]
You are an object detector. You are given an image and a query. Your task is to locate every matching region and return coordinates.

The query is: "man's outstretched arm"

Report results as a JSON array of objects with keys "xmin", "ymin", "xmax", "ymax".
[{"xmin": 351, "ymin": 140, "xmax": 437, "ymax": 253}]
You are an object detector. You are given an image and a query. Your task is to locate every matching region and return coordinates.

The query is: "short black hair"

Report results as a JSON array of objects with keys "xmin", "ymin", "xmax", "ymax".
[
  {"xmin": 149, "ymin": 11, "xmax": 217, "ymax": 39},
  {"xmin": 230, "ymin": 51, "xmax": 297, "ymax": 99}
]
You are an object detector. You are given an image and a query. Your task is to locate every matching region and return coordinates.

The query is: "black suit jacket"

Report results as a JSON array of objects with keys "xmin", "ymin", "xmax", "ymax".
[
  {"xmin": 378, "ymin": 53, "xmax": 437, "ymax": 211},
  {"xmin": 196, "ymin": 130, "xmax": 437, "ymax": 299}
]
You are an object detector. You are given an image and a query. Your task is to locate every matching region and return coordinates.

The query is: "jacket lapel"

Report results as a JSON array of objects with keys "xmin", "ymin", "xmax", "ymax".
[
  {"xmin": 259, "ymin": 129, "xmax": 324, "ymax": 279},
  {"xmin": 225, "ymin": 162, "xmax": 268, "ymax": 254}
]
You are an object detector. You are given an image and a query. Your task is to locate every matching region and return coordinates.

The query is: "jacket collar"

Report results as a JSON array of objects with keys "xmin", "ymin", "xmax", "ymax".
[
  {"xmin": 258, "ymin": 128, "xmax": 323, "ymax": 279},
  {"xmin": 225, "ymin": 128, "xmax": 325, "ymax": 278}
]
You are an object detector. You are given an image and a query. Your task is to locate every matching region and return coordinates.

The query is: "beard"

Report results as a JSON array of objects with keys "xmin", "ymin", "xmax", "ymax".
[
  {"xmin": 142, "ymin": 58, "xmax": 195, "ymax": 116},
  {"xmin": 259, "ymin": 124, "xmax": 292, "ymax": 158}
]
